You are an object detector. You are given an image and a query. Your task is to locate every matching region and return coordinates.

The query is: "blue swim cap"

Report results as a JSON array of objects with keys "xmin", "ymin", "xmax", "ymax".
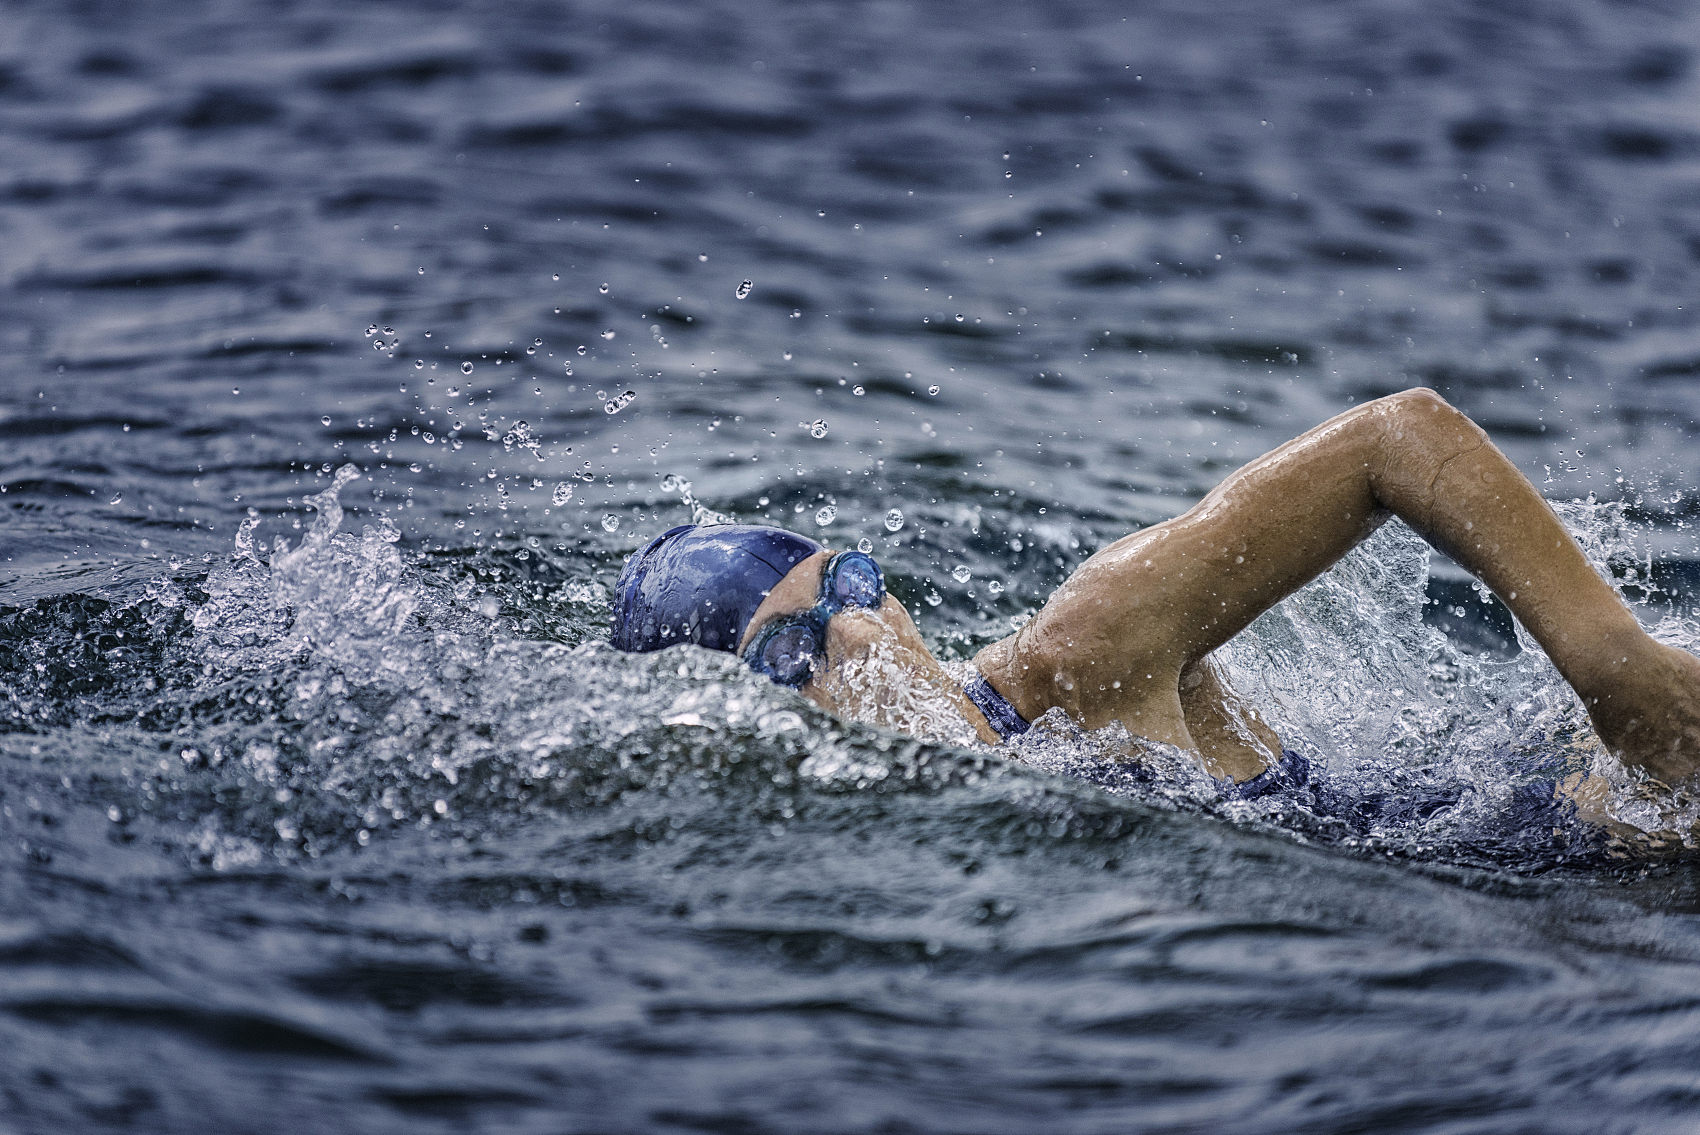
[{"xmin": 610, "ymin": 523, "xmax": 825, "ymax": 654}]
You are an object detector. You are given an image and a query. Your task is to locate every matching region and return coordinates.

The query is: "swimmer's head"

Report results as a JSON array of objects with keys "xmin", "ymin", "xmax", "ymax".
[{"xmin": 610, "ymin": 523, "xmax": 825, "ymax": 654}]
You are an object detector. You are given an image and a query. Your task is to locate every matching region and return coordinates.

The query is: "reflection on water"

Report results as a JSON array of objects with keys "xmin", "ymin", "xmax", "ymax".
[{"xmin": 5, "ymin": 0, "xmax": 1700, "ymax": 1130}]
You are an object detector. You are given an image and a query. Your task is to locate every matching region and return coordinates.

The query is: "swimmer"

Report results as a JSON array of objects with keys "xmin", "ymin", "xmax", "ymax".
[{"xmin": 612, "ymin": 388, "xmax": 1700, "ymax": 797}]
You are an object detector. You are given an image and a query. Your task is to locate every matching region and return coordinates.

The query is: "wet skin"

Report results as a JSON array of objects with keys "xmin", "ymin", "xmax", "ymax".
[{"xmin": 743, "ymin": 389, "xmax": 1700, "ymax": 791}]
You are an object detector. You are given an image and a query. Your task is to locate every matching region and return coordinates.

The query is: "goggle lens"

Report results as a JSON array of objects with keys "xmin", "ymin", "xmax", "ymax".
[
  {"xmin": 758, "ymin": 622, "xmax": 820, "ymax": 686},
  {"xmin": 827, "ymin": 554, "xmax": 883, "ymax": 609}
]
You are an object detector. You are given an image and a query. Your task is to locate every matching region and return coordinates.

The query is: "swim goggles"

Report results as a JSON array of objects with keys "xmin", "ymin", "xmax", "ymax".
[{"xmin": 740, "ymin": 550, "xmax": 885, "ymax": 687}]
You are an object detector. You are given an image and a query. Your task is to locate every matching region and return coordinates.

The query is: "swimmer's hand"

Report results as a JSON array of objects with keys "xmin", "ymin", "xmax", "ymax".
[{"xmin": 1586, "ymin": 638, "xmax": 1700, "ymax": 792}]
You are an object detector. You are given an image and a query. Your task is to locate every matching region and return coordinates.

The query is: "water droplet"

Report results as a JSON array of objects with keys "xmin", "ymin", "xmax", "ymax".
[
  {"xmin": 109, "ymin": 492, "xmax": 122, "ymax": 505},
  {"xmin": 605, "ymin": 390, "xmax": 637, "ymax": 415},
  {"xmin": 800, "ymin": 418, "xmax": 828, "ymax": 439},
  {"xmin": 857, "ymin": 537, "xmax": 873, "ymax": 553},
  {"xmin": 478, "ymin": 595, "xmax": 501, "ymax": 619},
  {"xmin": 923, "ymin": 589, "xmax": 942, "ymax": 607},
  {"xmin": 783, "ymin": 352, "xmax": 793, "ymax": 361},
  {"xmin": 928, "ymin": 385, "xmax": 940, "ymax": 396},
  {"xmin": 552, "ymin": 273, "xmax": 560, "ymax": 281},
  {"xmin": 951, "ymin": 565, "xmax": 971, "ymax": 583},
  {"xmin": 852, "ymin": 385, "xmax": 864, "ymax": 395},
  {"xmin": 601, "ymin": 514, "xmax": 620, "ymax": 532},
  {"xmin": 577, "ymin": 345, "xmax": 587, "ymax": 355},
  {"xmin": 365, "ymin": 324, "xmax": 378, "ymax": 337},
  {"xmin": 735, "ymin": 279, "xmax": 754, "ymax": 300},
  {"xmin": 419, "ymin": 266, "xmax": 426, "ymax": 274},
  {"xmin": 814, "ymin": 504, "xmax": 836, "ymax": 526},
  {"xmin": 534, "ymin": 338, "xmax": 543, "ymax": 347},
  {"xmin": 552, "ymin": 483, "xmax": 573, "ymax": 506},
  {"xmin": 595, "ymin": 390, "xmax": 607, "ymax": 400},
  {"xmin": 598, "ymin": 283, "xmax": 609, "ymax": 294},
  {"xmin": 461, "ymin": 361, "xmax": 474, "ymax": 374},
  {"xmin": 321, "ymin": 415, "xmax": 332, "ymax": 426},
  {"xmin": 414, "ymin": 359, "xmax": 424, "ymax": 368},
  {"xmin": 383, "ymin": 326, "xmax": 395, "ymax": 336},
  {"xmin": 601, "ymin": 330, "xmax": 616, "ymax": 340},
  {"xmin": 954, "ymin": 314, "xmax": 964, "ymax": 322},
  {"xmin": 883, "ymin": 508, "xmax": 905, "ymax": 532},
  {"xmin": 817, "ymin": 210, "xmax": 826, "ymax": 217},
  {"xmin": 988, "ymin": 580, "xmax": 1004, "ymax": 594},
  {"xmin": 447, "ymin": 386, "xmax": 459, "ymax": 397}
]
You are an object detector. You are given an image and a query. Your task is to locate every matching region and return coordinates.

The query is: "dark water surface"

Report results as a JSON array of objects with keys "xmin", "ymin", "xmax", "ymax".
[{"xmin": 5, "ymin": 0, "xmax": 1700, "ymax": 1131}]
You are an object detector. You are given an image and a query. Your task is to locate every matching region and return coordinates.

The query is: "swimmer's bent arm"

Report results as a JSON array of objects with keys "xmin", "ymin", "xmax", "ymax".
[{"xmin": 976, "ymin": 388, "xmax": 1700, "ymax": 788}]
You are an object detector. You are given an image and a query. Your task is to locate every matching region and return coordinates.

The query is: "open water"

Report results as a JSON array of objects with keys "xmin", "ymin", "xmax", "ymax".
[{"xmin": 5, "ymin": 0, "xmax": 1700, "ymax": 1131}]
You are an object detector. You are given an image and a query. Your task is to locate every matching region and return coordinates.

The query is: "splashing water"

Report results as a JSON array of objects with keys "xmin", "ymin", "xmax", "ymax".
[
  {"xmin": 814, "ymin": 635, "xmax": 982, "ymax": 748},
  {"xmin": 501, "ymin": 420, "xmax": 544, "ymax": 459},
  {"xmin": 660, "ymin": 473, "xmax": 734, "ymax": 526}
]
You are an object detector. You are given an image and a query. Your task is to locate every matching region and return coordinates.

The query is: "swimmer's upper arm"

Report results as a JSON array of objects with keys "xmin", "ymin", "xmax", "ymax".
[{"xmin": 1025, "ymin": 406, "xmax": 1395, "ymax": 679}]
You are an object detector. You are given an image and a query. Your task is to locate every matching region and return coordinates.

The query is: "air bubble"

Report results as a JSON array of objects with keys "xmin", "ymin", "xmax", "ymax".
[
  {"xmin": 883, "ymin": 508, "xmax": 904, "ymax": 532},
  {"xmin": 461, "ymin": 361, "xmax": 474, "ymax": 374},
  {"xmin": 735, "ymin": 279, "xmax": 754, "ymax": 300},
  {"xmin": 814, "ymin": 504, "xmax": 836, "ymax": 526},
  {"xmin": 601, "ymin": 514, "xmax": 620, "ymax": 532}
]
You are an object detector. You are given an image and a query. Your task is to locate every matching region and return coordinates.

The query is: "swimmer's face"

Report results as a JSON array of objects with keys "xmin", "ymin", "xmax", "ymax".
[{"xmin": 737, "ymin": 550, "xmax": 940, "ymax": 711}]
